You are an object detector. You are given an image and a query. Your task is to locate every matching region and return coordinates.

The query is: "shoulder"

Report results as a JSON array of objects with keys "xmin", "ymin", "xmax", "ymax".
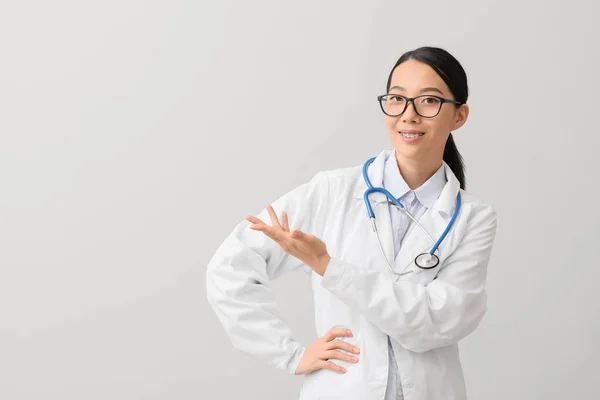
[
  {"xmin": 458, "ymin": 189, "xmax": 498, "ymax": 230},
  {"xmin": 313, "ymin": 163, "xmax": 361, "ymax": 180},
  {"xmin": 310, "ymin": 163, "xmax": 362, "ymax": 192},
  {"xmin": 303, "ymin": 164, "xmax": 364, "ymax": 204},
  {"xmin": 281, "ymin": 163, "xmax": 362, "ymax": 203}
]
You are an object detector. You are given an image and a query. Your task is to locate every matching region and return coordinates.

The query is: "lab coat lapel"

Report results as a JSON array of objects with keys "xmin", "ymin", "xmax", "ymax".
[
  {"xmin": 353, "ymin": 150, "xmax": 396, "ymax": 273},
  {"xmin": 392, "ymin": 163, "xmax": 461, "ymax": 276},
  {"xmin": 371, "ymin": 199, "xmax": 395, "ymax": 273}
]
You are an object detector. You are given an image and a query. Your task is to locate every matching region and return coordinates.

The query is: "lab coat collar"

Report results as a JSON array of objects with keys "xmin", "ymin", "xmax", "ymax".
[
  {"xmin": 382, "ymin": 151, "xmax": 446, "ymax": 210},
  {"xmin": 352, "ymin": 149, "xmax": 461, "ymax": 218}
]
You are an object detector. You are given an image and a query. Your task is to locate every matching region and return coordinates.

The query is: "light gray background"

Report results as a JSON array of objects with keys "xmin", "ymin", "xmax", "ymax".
[{"xmin": 1, "ymin": 1, "xmax": 598, "ymax": 399}]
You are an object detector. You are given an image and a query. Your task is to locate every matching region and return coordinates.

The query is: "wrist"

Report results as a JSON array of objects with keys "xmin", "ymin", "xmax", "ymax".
[{"xmin": 317, "ymin": 254, "xmax": 331, "ymax": 276}]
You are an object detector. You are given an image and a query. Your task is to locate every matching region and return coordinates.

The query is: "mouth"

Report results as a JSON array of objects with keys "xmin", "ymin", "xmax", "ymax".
[
  {"xmin": 398, "ymin": 131, "xmax": 425, "ymax": 142},
  {"xmin": 399, "ymin": 131, "xmax": 425, "ymax": 138}
]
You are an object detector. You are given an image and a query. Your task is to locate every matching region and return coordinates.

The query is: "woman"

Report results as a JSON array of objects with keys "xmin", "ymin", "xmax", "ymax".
[{"xmin": 206, "ymin": 46, "xmax": 498, "ymax": 400}]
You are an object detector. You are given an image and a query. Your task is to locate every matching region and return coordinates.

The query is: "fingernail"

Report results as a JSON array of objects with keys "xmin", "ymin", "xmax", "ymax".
[{"xmin": 346, "ymin": 329, "xmax": 352, "ymax": 334}]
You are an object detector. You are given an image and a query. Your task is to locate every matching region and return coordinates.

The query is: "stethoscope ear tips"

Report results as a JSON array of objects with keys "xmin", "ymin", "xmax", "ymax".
[{"xmin": 415, "ymin": 253, "xmax": 440, "ymax": 269}]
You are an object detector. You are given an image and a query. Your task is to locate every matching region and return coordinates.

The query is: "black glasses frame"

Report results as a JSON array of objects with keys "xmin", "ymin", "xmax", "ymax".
[{"xmin": 377, "ymin": 94, "xmax": 463, "ymax": 118}]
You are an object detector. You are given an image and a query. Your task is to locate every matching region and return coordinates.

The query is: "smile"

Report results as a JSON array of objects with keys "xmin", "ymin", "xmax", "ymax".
[{"xmin": 399, "ymin": 132, "xmax": 424, "ymax": 138}]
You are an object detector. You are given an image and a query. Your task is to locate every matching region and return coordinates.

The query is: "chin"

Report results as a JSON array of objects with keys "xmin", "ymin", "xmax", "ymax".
[{"xmin": 393, "ymin": 142, "xmax": 424, "ymax": 159}]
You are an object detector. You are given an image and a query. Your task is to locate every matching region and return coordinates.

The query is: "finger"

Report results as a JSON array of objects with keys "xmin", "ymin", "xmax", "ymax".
[
  {"xmin": 316, "ymin": 360, "xmax": 346, "ymax": 374},
  {"xmin": 328, "ymin": 339, "xmax": 361, "ymax": 355},
  {"xmin": 250, "ymin": 224, "xmax": 280, "ymax": 241},
  {"xmin": 245, "ymin": 215, "xmax": 266, "ymax": 225},
  {"xmin": 266, "ymin": 204, "xmax": 282, "ymax": 229},
  {"xmin": 282, "ymin": 211, "xmax": 290, "ymax": 232},
  {"xmin": 325, "ymin": 350, "xmax": 359, "ymax": 363},
  {"xmin": 245, "ymin": 216, "xmax": 279, "ymax": 239},
  {"xmin": 323, "ymin": 328, "xmax": 353, "ymax": 342}
]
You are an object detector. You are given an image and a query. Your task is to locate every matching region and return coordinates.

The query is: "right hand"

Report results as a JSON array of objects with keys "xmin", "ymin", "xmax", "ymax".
[{"xmin": 295, "ymin": 327, "xmax": 361, "ymax": 375}]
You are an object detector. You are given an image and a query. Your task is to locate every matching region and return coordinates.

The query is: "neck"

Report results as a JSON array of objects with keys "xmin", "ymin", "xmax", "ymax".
[{"xmin": 395, "ymin": 151, "xmax": 443, "ymax": 190}]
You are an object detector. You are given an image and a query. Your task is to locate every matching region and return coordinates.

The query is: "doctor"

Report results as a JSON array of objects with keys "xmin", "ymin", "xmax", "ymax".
[{"xmin": 206, "ymin": 46, "xmax": 498, "ymax": 400}]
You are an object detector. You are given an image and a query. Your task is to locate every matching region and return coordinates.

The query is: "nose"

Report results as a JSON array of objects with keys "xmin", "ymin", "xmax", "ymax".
[{"xmin": 401, "ymin": 100, "xmax": 420, "ymax": 123}]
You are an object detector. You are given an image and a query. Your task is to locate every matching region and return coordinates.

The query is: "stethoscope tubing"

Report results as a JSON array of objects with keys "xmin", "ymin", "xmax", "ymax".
[{"xmin": 362, "ymin": 156, "xmax": 461, "ymax": 273}]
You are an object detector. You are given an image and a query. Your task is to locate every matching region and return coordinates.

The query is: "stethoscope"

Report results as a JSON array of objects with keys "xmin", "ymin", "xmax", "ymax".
[{"xmin": 362, "ymin": 157, "xmax": 461, "ymax": 276}]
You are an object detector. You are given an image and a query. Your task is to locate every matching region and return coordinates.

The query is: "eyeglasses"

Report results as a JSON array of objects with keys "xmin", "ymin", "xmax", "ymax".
[{"xmin": 377, "ymin": 94, "xmax": 463, "ymax": 118}]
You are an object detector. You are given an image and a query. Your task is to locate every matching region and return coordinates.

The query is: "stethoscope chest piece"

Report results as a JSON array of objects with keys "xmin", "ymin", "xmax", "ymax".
[{"xmin": 414, "ymin": 253, "xmax": 440, "ymax": 269}]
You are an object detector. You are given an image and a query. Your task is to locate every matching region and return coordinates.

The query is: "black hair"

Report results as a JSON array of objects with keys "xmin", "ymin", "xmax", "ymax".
[{"xmin": 386, "ymin": 46, "xmax": 468, "ymax": 189}]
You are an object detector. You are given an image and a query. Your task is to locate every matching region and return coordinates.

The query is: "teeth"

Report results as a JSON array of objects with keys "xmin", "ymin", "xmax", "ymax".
[{"xmin": 400, "ymin": 132, "xmax": 424, "ymax": 138}]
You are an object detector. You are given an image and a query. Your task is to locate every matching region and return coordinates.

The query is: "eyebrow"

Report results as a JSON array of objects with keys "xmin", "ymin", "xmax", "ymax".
[{"xmin": 389, "ymin": 86, "xmax": 444, "ymax": 95}]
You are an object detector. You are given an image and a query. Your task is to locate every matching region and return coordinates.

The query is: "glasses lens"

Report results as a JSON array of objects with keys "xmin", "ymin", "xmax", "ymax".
[
  {"xmin": 380, "ymin": 95, "xmax": 405, "ymax": 116},
  {"xmin": 414, "ymin": 96, "xmax": 442, "ymax": 117}
]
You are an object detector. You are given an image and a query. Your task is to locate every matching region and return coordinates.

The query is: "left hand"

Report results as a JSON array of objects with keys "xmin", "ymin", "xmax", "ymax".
[{"xmin": 245, "ymin": 204, "xmax": 331, "ymax": 276}]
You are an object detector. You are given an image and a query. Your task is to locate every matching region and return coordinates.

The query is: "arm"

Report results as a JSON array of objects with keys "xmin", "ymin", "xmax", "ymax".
[
  {"xmin": 320, "ymin": 204, "xmax": 497, "ymax": 353},
  {"xmin": 205, "ymin": 171, "xmax": 330, "ymax": 373}
]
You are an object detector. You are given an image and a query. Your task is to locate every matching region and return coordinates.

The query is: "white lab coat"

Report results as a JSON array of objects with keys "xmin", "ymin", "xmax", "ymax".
[{"xmin": 206, "ymin": 149, "xmax": 498, "ymax": 400}]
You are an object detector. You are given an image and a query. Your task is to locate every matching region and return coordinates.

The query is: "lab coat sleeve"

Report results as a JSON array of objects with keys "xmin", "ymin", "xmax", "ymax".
[
  {"xmin": 320, "ymin": 203, "xmax": 497, "ymax": 353},
  {"xmin": 205, "ymin": 171, "xmax": 330, "ymax": 374}
]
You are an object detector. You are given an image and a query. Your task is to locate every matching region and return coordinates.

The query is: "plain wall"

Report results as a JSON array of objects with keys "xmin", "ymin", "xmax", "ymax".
[{"xmin": 1, "ymin": 0, "xmax": 599, "ymax": 399}]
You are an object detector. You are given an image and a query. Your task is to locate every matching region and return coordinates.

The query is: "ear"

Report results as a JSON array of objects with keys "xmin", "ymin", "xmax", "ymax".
[{"xmin": 451, "ymin": 104, "xmax": 469, "ymax": 131}]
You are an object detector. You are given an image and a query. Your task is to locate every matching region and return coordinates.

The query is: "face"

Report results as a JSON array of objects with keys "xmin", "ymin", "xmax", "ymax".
[{"xmin": 384, "ymin": 59, "xmax": 469, "ymax": 164}]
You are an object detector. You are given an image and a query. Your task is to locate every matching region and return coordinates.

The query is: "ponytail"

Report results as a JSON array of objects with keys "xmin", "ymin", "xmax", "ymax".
[{"xmin": 443, "ymin": 133, "xmax": 466, "ymax": 189}]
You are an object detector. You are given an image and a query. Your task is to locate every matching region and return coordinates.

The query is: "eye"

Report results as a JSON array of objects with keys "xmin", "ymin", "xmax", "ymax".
[
  {"xmin": 421, "ymin": 97, "xmax": 441, "ymax": 104},
  {"xmin": 388, "ymin": 95, "xmax": 405, "ymax": 102}
]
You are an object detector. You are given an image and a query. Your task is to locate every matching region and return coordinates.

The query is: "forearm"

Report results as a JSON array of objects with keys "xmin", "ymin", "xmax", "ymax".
[{"xmin": 320, "ymin": 257, "xmax": 486, "ymax": 353}]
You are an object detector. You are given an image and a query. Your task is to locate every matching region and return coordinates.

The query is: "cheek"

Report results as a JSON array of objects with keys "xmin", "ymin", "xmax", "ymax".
[
  {"xmin": 425, "ymin": 118, "xmax": 454, "ymax": 139},
  {"xmin": 427, "ymin": 130, "xmax": 450, "ymax": 146},
  {"xmin": 434, "ymin": 110, "xmax": 457, "ymax": 131},
  {"xmin": 425, "ymin": 127, "xmax": 452, "ymax": 150},
  {"xmin": 385, "ymin": 117, "xmax": 398, "ymax": 135}
]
